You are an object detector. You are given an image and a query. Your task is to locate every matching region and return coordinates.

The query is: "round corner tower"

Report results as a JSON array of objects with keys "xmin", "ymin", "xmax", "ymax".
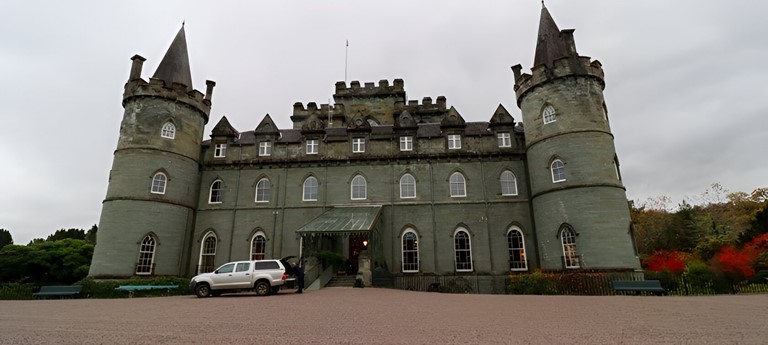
[
  {"xmin": 513, "ymin": 6, "xmax": 640, "ymax": 271},
  {"xmin": 89, "ymin": 26, "xmax": 215, "ymax": 278}
]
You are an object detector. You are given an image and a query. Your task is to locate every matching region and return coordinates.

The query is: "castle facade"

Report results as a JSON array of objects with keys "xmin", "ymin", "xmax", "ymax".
[{"xmin": 89, "ymin": 6, "xmax": 641, "ymax": 293}]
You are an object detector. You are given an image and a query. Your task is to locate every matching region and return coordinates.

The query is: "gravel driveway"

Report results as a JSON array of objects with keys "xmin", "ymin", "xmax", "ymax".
[{"xmin": 1, "ymin": 288, "xmax": 765, "ymax": 344}]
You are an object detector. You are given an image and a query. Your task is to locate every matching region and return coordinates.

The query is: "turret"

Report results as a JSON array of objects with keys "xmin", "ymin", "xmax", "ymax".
[
  {"xmin": 90, "ymin": 25, "xmax": 214, "ymax": 278},
  {"xmin": 515, "ymin": 5, "xmax": 639, "ymax": 272}
]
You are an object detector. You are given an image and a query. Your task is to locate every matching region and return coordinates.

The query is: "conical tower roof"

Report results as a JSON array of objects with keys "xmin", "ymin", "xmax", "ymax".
[
  {"xmin": 153, "ymin": 25, "xmax": 193, "ymax": 91},
  {"xmin": 533, "ymin": 5, "xmax": 568, "ymax": 68}
]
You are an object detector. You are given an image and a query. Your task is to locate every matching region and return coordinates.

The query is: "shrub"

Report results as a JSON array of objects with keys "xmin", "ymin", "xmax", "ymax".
[
  {"xmin": 644, "ymin": 250, "xmax": 689, "ymax": 273},
  {"xmin": 77, "ymin": 277, "xmax": 191, "ymax": 298},
  {"xmin": 507, "ymin": 271, "xmax": 556, "ymax": 295}
]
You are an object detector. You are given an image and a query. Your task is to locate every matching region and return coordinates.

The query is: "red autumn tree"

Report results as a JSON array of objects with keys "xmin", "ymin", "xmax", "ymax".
[
  {"xmin": 712, "ymin": 245, "xmax": 757, "ymax": 279},
  {"xmin": 644, "ymin": 250, "xmax": 688, "ymax": 273},
  {"xmin": 744, "ymin": 233, "xmax": 768, "ymax": 252}
]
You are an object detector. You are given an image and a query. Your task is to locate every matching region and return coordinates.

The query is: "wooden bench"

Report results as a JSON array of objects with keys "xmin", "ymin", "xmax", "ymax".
[
  {"xmin": 612, "ymin": 280, "xmax": 665, "ymax": 295},
  {"xmin": 115, "ymin": 285, "xmax": 179, "ymax": 297},
  {"xmin": 33, "ymin": 285, "xmax": 82, "ymax": 298}
]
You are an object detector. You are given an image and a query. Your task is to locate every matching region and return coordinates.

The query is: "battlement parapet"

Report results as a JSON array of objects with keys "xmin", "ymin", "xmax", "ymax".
[
  {"xmin": 123, "ymin": 77, "xmax": 211, "ymax": 122},
  {"xmin": 334, "ymin": 79, "xmax": 405, "ymax": 98},
  {"xmin": 292, "ymin": 102, "xmax": 344, "ymax": 117},
  {"xmin": 396, "ymin": 95, "xmax": 447, "ymax": 113},
  {"xmin": 512, "ymin": 56, "xmax": 604, "ymax": 105}
]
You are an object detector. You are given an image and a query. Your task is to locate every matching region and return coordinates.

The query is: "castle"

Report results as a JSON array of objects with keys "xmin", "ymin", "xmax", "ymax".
[{"xmin": 89, "ymin": 6, "xmax": 641, "ymax": 293}]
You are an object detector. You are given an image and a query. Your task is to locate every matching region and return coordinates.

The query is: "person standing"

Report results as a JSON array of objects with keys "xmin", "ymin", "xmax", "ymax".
[{"xmin": 295, "ymin": 260, "xmax": 304, "ymax": 294}]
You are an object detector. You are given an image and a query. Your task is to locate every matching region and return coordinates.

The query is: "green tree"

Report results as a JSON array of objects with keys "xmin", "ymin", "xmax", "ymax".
[
  {"xmin": 662, "ymin": 201, "xmax": 702, "ymax": 252},
  {"xmin": 0, "ymin": 239, "xmax": 94, "ymax": 284},
  {"xmin": 0, "ymin": 228, "xmax": 12, "ymax": 249},
  {"xmin": 85, "ymin": 224, "xmax": 98, "ymax": 245},
  {"xmin": 46, "ymin": 228, "xmax": 86, "ymax": 242}
]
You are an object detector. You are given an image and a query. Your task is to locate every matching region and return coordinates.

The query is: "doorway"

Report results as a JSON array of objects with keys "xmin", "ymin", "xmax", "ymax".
[{"xmin": 348, "ymin": 234, "xmax": 368, "ymax": 275}]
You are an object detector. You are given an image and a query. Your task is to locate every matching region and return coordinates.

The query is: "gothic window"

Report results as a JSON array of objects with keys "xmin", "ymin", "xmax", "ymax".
[
  {"xmin": 500, "ymin": 170, "xmax": 518, "ymax": 196},
  {"xmin": 135, "ymin": 235, "xmax": 156, "ymax": 275},
  {"xmin": 303, "ymin": 176, "xmax": 318, "ymax": 201},
  {"xmin": 255, "ymin": 178, "xmax": 271, "ymax": 202},
  {"xmin": 250, "ymin": 232, "xmax": 267, "ymax": 260},
  {"xmin": 543, "ymin": 105, "xmax": 556, "ymax": 124},
  {"xmin": 400, "ymin": 174, "xmax": 416, "ymax": 199},
  {"xmin": 561, "ymin": 225, "xmax": 580, "ymax": 269},
  {"xmin": 448, "ymin": 134, "xmax": 461, "ymax": 149},
  {"xmin": 306, "ymin": 139, "xmax": 319, "ymax": 155},
  {"xmin": 352, "ymin": 138, "xmax": 365, "ymax": 153},
  {"xmin": 198, "ymin": 232, "xmax": 217, "ymax": 274},
  {"xmin": 161, "ymin": 122, "xmax": 175, "ymax": 139},
  {"xmin": 400, "ymin": 136, "xmax": 413, "ymax": 151},
  {"xmin": 551, "ymin": 159, "xmax": 566, "ymax": 183},
  {"xmin": 454, "ymin": 228, "xmax": 473, "ymax": 272},
  {"xmin": 151, "ymin": 172, "xmax": 167, "ymax": 195},
  {"xmin": 259, "ymin": 141, "xmax": 272, "ymax": 156},
  {"xmin": 497, "ymin": 132, "xmax": 511, "ymax": 148},
  {"xmin": 402, "ymin": 229, "xmax": 419, "ymax": 273},
  {"xmin": 507, "ymin": 227, "xmax": 527, "ymax": 271},
  {"xmin": 449, "ymin": 172, "xmax": 466, "ymax": 197},
  {"xmin": 214, "ymin": 143, "xmax": 227, "ymax": 158},
  {"xmin": 351, "ymin": 175, "xmax": 366, "ymax": 200},
  {"xmin": 209, "ymin": 180, "xmax": 223, "ymax": 204},
  {"xmin": 614, "ymin": 157, "xmax": 622, "ymax": 181}
]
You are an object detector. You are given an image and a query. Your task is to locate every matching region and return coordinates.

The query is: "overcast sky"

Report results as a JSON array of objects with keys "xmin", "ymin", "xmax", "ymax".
[{"xmin": 1, "ymin": 1, "xmax": 766, "ymax": 244}]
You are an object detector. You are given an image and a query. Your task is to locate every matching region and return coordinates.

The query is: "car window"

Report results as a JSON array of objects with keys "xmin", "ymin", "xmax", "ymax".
[
  {"xmin": 217, "ymin": 263, "xmax": 235, "ymax": 274},
  {"xmin": 253, "ymin": 261, "xmax": 280, "ymax": 270},
  {"xmin": 235, "ymin": 262, "xmax": 250, "ymax": 272}
]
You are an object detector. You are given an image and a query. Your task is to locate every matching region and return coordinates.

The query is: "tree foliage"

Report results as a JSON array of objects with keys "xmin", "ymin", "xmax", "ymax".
[
  {"xmin": 46, "ymin": 228, "xmax": 86, "ymax": 242},
  {"xmin": 0, "ymin": 239, "xmax": 93, "ymax": 285},
  {"xmin": 0, "ymin": 229, "xmax": 12, "ymax": 249}
]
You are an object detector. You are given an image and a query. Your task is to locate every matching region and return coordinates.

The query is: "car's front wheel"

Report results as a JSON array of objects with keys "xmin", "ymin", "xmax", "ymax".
[
  {"xmin": 195, "ymin": 284, "xmax": 211, "ymax": 298},
  {"xmin": 254, "ymin": 281, "xmax": 270, "ymax": 296}
]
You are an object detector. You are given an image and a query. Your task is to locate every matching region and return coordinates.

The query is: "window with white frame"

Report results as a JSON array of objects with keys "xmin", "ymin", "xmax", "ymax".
[
  {"xmin": 306, "ymin": 139, "xmax": 319, "ymax": 155},
  {"xmin": 497, "ymin": 132, "xmax": 511, "ymax": 148},
  {"xmin": 449, "ymin": 172, "xmax": 466, "ymax": 197},
  {"xmin": 198, "ymin": 232, "xmax": 217, "ymax": 274},
  {"xmin": 402, "ymin": 229, "xmax": 419, "ymax": 272},
  {"xmin": 255, "ymin": 178, "xmax": 271, "ymax": 202},
  {"xmin": 551, "ymin": 159, "xmax": 566, "ymax": 183},
  {"xmin": 507, "ymin": 227, "xmax": 527, "ymax": 271},
  {"xmin": 400, "ymin": 136, "xmax": 413, "ymax": 151},
  {"xmin": 214, "ymin": 143, "xmax": 227, "ymax": 158},
  {"xmin": 614, "ymin": 158, "xmax": 621, "ymax": 180},
  {"xmin": 454, "ymin": 228, "xmax": 473, "ymax": 272},
  {"xmin": 351, "ymin": 175, "xmax": 367, "ymax": 200},
  {"xmin": 151, "ymin": 172, "xmax": 167, "ymax": 195},
  {"xmin": 561, "ymin": 225, "xmax": 580, "ymax": 269},
  {"xmin": 209, "ymin": 180, "xmax": 223, "ymax": 204},
  {"xmin": 135, "ymin": 235, "xmax": 156, "ymax": 275},
  {"xmin": 161, "ymin": 122, "xmax": 175, "ymax": 139},
  {"xmin": 352, "ymin": 138, "xmax": 365, "ymax": 153},
  {"xmin": 400, "ymin": 174, "xmax": 416, "ymax": 199},
  {"xmin": 303, "ymin": 176, "xmax": 318, "ymax": 201},
  {"xmin": 251, "ymin": 232, "xmax": 266, "ymax": 260},
  {"xmin": 447, "ymin": 134, "xmax": 461, "ymax": 149},
  {"xmin": 500, "ymin": 170, "xmax": 518, "ymax": 196},
  {"xmin": 259, "ymin": 141, "xmax": 272, "ymax": 156},
  {"xmin": 543, "ymin": 104, "xmax": 556, "ymax": 124}
]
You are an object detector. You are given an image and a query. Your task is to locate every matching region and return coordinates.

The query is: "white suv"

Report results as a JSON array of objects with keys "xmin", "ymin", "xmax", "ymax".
[{"xmin": 189, "ymin": 259, "xmax": 296, "ymax": 298}]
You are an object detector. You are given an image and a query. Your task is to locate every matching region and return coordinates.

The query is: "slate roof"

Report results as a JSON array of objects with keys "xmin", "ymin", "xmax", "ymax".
[
  {"xmin": 152, "ymin": 26, "xmax": 193, "ymax": 91},
  {"xmin": 296, "ymin": 206, "xmax": 382, "ymax": 235}
]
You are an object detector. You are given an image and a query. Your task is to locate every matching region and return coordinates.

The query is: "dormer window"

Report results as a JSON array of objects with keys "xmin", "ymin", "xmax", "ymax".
[
  {"xmin": 497, "ymin": 132, "xmax": 511, "ymax": 148},
  {"xmin": 543, "ymin": 105, "xmax": 556, "ymax": 124},
  {"xmin": 447, "ymin": 135, "xmax": 461, "ymax": 150},
  {"xmin": 306, "ymin": 139, "xmax": 319, "ymax": 155},
  {"xmin": 400, "ymin": 136, "xmax": 413, "ymax": 151},
  {"xmin": 352, "ymin": 138, "xmax": 365, "ymax": 153},
  {"xmin": 161, "ymin": 122, "xmax": 175, "ymax": 139},
  {"xmin": 259, "ymin": 141, "xmax": 272, "ymax": 156},
  {"xmin": 214, "ymin": 144, "xmax": 227, "ymax": 158}
]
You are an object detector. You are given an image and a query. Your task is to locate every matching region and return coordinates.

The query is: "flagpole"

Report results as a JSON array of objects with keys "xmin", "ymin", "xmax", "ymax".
[{"xmin": 345, "ymin": 40, "xmax": 349, "ymax": 83}]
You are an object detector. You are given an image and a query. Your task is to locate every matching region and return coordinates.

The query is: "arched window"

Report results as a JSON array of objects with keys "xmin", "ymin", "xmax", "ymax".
[
  {"xmin": 449, "ymin": 172, "xmax": 466, "ymax": 197},
  {"xmin": 255, "ymin": 178, "xmax": 271, "ymax": 202},
  {"xmin": 135, "ymin": 235, "xmax": 156, "ymax": 275},
  {"xmin": 454, "ymin": 228, "xmax": 473, "ymax": 272},
  {"xmin": 561, "ymin": 225, "xmax": 580, "ymax": 269},
  {"xmin": 402, "ymin": 229, "xmax": 419, "ymax": 272},
  {"xmin": 209, "ymin": 180, "xmax": 223, "ymax": 204},
  {"xmin": 400, "ymin": 174, "xmax": 416, "ymax": 199},
  {"xmin": 151, "ymin": 172, "xmax": 167, "ymax": 195},
  {"xmin": 500, "ymin": 170, "xmax": 517, "ymax": 196},
  {"xmin": 303, "ymin": 176, "xmax": 318, "ymax": 201},
  {"xmin": 198, "ymin": 232, "xmax": 217, "ymax": 274},
  {"xmin": 161, "ymin": 122, "xmax": 175, "ymax": 139},
  {"xmin": 551, "ymin": 160, "xmax": 566, "ymax": 183},
  {"xmin": 542, "ymin": 104, "xmax": 556, "ymax": 124},
  {"xmin": 251, "ymin": 232, "xmax": 267, "ymax": 260},
  {"xmin": 614, "ymin": 157, "xmax": 622, "ymax": 181},
  {"xmin": 507, "ymin": 227, "xmax": 527, "ymax": 271},
  {"xmin": 351, "ymin": 175, "xmax": 366, "ymax": 200}
]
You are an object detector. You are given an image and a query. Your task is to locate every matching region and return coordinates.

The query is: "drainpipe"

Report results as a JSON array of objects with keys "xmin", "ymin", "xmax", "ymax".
[
  {"xmin": 228, "ymin": 166, "xmax": 242, "ymax": 261},
  {"xmin": 480, "ymin": 161, "xmax": 494, "ymax": 273},
  {"xmin": 428, "ymin": 160, "xmax": 438, "ymax": 273}
]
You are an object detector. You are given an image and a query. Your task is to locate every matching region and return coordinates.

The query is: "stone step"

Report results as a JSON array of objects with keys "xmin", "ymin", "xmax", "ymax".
[{"xmin": 326, "ymin": 275, "xmax": 356, "ymax": 287}]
